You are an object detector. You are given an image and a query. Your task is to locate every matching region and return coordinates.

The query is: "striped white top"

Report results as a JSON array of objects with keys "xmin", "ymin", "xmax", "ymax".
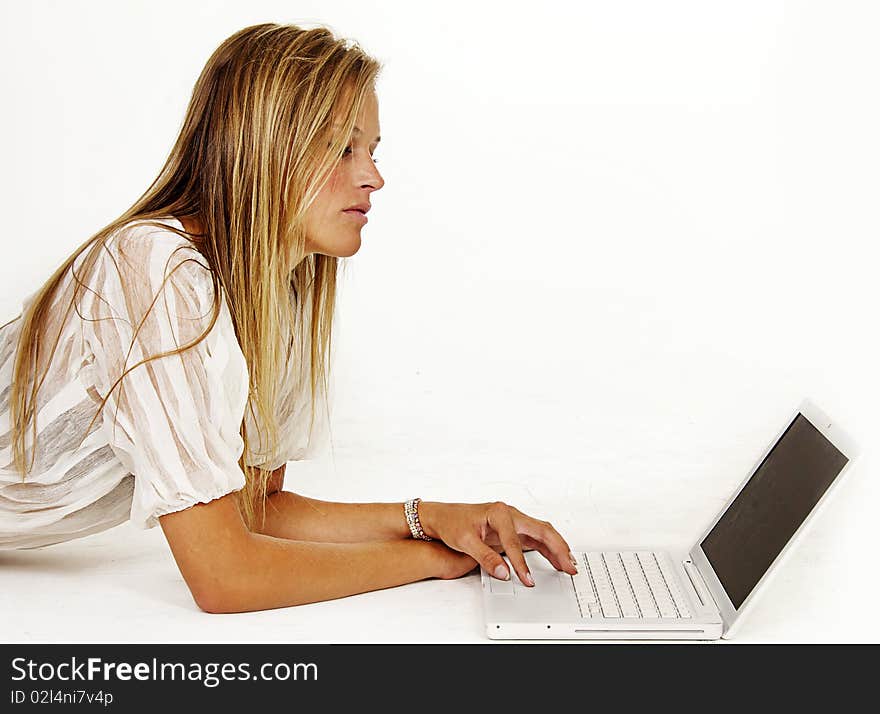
[{"xmin": 0, "ymin": 218, "xmax": 326, "ymax": 550}]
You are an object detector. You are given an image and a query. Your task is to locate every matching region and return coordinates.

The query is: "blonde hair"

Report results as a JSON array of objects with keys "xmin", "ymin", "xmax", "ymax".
[{"xmin": 6, "ymin": 22, "xmax": 382, "ymax": 532}]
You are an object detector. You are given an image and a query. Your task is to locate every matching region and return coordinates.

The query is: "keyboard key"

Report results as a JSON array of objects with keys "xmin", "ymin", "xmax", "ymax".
[
  {"xmin": 637, "ymin": 552, "xmax": 677, "ymax": 618},
  {"xmin": 572, "ymin": 571, "xmax": 597, "ymax": 605},
  {"xmin": 604, "ymin": 552, "xmax": 640, "ymax": 618},
  {"xmin": 572, "ymin": 550, "xmax": 691, "ymax": 620},
  {"xmin": 656, "ymin": 553, "xmax": 692, "ymax": 618},
  {"xmin": 586, "ymin": 552, "xmax": 620, "ymax": 618},
  {"xmin": 621, "ymin": 552, "xmax": 659, "ymax": 618}
]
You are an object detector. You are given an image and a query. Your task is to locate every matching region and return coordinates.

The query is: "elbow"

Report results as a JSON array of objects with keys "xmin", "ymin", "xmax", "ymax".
[
  {"xmin": 190, "ymin": 582, "xmax": 234, "ymax": 614},
  {"xmin": 159, "ymin": 493, "xmax": 264, "ymax": 614},
  {"xmin": 190, "ymin": 566, "xmax": 261, "ymax": 613},
  {"xmin": 192, "ymin": 583, "xmax": 253, "ymax": 614},
  {"xmin": 188, "ymin": 558, "xmax": 253, "ymax": 615},
  {"xmin": 189, "ymin": 534, "xmax": 268, "ymax": 614},
  {"xmin": 193, "ymin": 589, "xmax": 231, "ymax": 614},
  {"xmin": 196, "ymin": 600, "xmax": 235, "ymax": 615}
]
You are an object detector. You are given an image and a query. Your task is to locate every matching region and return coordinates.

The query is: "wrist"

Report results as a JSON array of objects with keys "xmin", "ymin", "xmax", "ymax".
[
  {"xmin": 421, "ymin": 539, "xmax": 453, "ymax": 579},
  {"xmin": 403, "ymin": 497, "xmax": 432, "ymax": 541},
  {"xmin": 416, "ymin": 500, "xmax": 440, "ymax": 540}
]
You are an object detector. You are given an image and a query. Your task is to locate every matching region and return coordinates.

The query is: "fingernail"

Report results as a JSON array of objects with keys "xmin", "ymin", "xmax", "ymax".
[
  {"xmin": 525, "ymin": 571, "xmax": 535, "ymax": 587},
  {"xmin": 494, "ymin": 564, "xmax": 510, "ymax": 580}
]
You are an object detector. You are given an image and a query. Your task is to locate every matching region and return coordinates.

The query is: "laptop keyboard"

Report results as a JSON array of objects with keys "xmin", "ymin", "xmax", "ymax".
[{"xmin": 572, "ymin": 551, "xmax": 692, "ymax": 619}]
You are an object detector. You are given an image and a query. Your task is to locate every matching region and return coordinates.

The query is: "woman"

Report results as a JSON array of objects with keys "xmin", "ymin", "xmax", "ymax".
[{"xmin": 0, "ymin": 23, "xmax": 577, "ymax": 613}]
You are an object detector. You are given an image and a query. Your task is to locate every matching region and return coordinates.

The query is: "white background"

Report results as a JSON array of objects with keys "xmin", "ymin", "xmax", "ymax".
[{"xmin": 0, "ymin": 0, "xmax": 877, "ymax": 643}]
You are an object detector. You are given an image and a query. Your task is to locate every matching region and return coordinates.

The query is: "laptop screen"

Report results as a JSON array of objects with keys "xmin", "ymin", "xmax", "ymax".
[{"xmin": 700, "ymin": 413, "xmax": 849, "ymax": 609}]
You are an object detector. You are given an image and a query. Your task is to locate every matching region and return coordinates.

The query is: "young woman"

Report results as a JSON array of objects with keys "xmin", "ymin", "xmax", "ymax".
[{"xmin": 0, "ymin": 23, "xmax": 577, "ymax": 613}]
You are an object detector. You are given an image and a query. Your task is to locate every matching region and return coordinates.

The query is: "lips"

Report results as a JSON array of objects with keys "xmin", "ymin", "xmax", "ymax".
[
  {"xmin": 342, "ymin": 208, "xmax": 368, "ymax": 224},
  {"xmin": 343, "ymin": 203, "xmax": 371, "ymax": 214}
]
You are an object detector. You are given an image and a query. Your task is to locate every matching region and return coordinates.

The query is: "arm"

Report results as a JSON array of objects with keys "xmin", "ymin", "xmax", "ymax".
[
  {"xmin": 248, "ymin": 467, "xmax": 578, "ymax": 590},
  {"xmin": 249, "ymin": 464, "xmax": 412, "ymax": 542},
  {"xmin": 255, "ymin": 491, "xmax": 413, "ymax": 542},
  {"xmin": 159, "ymin": 491, "xmax": 475, "ymax": 614}
]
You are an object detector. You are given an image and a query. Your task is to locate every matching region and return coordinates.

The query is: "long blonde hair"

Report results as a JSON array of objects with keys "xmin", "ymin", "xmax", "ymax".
[{"xmin": 6, "ymin": 22, "xmax": 382, "ymax": 531}]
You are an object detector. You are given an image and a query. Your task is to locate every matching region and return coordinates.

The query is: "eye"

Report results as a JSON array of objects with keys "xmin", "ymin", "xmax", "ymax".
[{"xmin": 340, "ymin": 146, "xmax": 379, "ymax": 163}]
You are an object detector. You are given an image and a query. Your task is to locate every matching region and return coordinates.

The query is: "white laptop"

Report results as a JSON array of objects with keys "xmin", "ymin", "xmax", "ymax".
[{"xmin": 481, "ymin": 399, "xmax": 859, "ymax": 640}]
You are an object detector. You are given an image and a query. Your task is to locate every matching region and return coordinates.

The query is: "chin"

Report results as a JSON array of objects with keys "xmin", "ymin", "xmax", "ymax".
[
  {"xmin": 307, "ymin": 229, "xmax": 363, "ymax": 259},
  {"xmin": 330, "ymin": 235, "xmax": 362, "ymax": 258}
]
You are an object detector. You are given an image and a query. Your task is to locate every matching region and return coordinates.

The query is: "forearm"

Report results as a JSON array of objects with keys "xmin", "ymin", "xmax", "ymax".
[
  {"xmin": 202, "ymin": 533, "xmax": 442, "ymax": 613},
  {"xmin": 254, "ymin": 491, "xmax": 413, "ymax": 542}
]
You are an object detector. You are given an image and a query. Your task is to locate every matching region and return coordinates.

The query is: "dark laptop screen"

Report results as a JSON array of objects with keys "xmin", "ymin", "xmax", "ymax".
[{"xmin": 700, "ymin": 413, "xmax": 849, "ymax": 609}]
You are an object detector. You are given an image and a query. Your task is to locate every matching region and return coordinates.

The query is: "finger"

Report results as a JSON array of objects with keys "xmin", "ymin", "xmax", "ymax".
[
  {"xmin": 495, "ymin": 534, "xmax": 538, "ymax": 555},
  {"xmin": 513, "ymin": 537, "xmax": 579, "ymax": 577},
  {"xmin": 488, "ymin": 505, "xmax": 533, "ymax": 587},
  {"xmin": 512, "ymin": 510, "xmax": 576, "ymax": 571},
  {"xmin": 465, "ymin": 534, "xmax": 512, "ymax": 581},
  {"xmin": 513, "ymin": 511, "xmax": 578, "ymax": 575},
  {"xmin": 520, "ymin": 535, "xmax": 565, "ymax": 571},
  {"xmin": 484, "ymin": 529, "xmax": 538, "ymax": 553}
]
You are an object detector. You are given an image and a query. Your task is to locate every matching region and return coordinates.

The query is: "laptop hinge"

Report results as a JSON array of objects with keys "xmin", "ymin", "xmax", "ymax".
[{"xmin": 683, "ymin": 559, "xmax": 717, "ymax": 611}]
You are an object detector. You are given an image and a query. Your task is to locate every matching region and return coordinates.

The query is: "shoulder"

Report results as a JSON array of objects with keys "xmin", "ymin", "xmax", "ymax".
[
  {"xmin": 82, "ymin": 218, "xmax": 217, "ymax": 319},
  {"xmin": 111, "ymin": 218, "xmax": 210, "ymax": 275},
  {"xmin": 101, "ymin": 219, "xmax": 214, "ymax": 296}
]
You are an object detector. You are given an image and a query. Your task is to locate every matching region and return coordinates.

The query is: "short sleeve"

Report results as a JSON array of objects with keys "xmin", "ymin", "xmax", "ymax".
[{"xmin": 80, "ymin": 222, "xmax": 250, "ymax": 530}]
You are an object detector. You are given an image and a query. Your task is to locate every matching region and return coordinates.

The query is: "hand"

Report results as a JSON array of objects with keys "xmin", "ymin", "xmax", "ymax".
[
  {"xmin": 418, "ymin": 501, "xmax": 577, "ymax": 587},
  {"xmin": 424, "ymin": 540, "xmax": 480, "ymax": 580}
]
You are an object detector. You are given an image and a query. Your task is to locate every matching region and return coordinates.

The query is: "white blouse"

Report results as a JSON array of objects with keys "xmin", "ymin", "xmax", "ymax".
[{"xmin": 0, "ymin": 218, "xmax": 326, "ymax": 550}]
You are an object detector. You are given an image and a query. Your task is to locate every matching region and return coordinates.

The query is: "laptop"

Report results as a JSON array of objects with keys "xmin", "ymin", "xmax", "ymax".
[{"xmin": 481, "ymin": 399, "xmax": 859, "ymax": 640}]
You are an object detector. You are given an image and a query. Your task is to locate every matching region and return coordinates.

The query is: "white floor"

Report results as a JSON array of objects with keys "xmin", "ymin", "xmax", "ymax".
[{"xmin": 2, "ymin": 415, "xmax": 876, "ymax": 644}]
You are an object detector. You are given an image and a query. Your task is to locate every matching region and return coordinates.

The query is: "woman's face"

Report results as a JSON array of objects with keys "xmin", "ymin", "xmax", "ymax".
[{"xmin": 303, "ymin": 90, "xmax": 384, "ymax": 258}]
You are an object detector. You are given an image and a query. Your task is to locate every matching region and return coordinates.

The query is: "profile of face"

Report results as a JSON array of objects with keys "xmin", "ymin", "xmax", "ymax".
[{"xmin": 302, "ymin": 90, "xmax": 384, "ymax": 259}]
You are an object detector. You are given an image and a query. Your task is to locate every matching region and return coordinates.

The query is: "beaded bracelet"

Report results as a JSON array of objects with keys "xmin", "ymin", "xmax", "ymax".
[{"xmin": 404, "ymin": 498, "xmax": 432, "ymax": 541}]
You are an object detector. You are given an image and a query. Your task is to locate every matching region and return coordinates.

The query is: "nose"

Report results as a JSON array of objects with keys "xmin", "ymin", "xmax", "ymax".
[{"xmin": 358, "ymin": 155, "xmax": 384, "ymax": 193}]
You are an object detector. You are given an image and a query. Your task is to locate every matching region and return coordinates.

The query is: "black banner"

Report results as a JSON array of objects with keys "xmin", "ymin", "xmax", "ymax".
[{"xmin": 0, "ymin": 643, "xmax": 871, "ymax": 708}]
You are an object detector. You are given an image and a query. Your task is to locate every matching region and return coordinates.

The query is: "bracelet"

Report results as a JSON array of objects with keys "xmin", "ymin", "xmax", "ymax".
[{"xmin": 404, "ymin": 498, "xmax": 432, "ymax": 541}]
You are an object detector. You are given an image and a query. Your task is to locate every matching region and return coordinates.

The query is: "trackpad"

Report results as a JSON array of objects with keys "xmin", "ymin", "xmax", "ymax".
[
  {"xmin": 489, "ymin": 553, "xmax": 567, "ymax": 595},
  {"xmin": 489, "ymin": 576, "xmax": 515, "ymax": 595}
]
